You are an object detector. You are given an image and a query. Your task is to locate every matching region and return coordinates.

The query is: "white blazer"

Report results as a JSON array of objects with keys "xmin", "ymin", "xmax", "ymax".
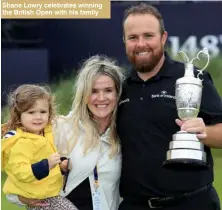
[
  {"xmin": 6, "ymin": 114, "xmax": 122, "ymax": 210},
  {"xmin": 53, "ymin": 115, "xmax": 122, "ymax": 210}
]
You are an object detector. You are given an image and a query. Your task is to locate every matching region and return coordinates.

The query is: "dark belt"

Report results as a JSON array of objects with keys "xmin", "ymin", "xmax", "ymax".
[{"xmin": 127, "ymin": 184, "xmax": 212, "ymax": 209}]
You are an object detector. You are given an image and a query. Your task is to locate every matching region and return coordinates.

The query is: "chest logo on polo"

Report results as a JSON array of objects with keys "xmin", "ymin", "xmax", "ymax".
[
  {"xmin": 119, "ymin": 98, "xmax": 130, "ymax": 106},
  {"xmin": 151, "ymin": 90, "xmax": 175, "ymax": 99}
]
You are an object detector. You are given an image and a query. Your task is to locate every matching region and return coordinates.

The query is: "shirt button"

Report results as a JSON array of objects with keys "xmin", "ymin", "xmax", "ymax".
[
  {"xmin": 140, "ymin": 97, "xmax": 143, "ymax": 100},
  {"xmin": 142, "ymin": 84, "xmax": 146, "ymax": 87}
]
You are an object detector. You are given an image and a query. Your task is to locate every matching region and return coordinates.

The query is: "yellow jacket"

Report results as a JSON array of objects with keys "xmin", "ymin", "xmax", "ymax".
[{"xmin": 1, "ymin": 125, "xmax": 63, "ymax": 199}]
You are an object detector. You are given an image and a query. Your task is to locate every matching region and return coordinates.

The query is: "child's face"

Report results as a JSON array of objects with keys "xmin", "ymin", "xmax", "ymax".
[{"xmin": 20, "ymin": 99, "xmax": 49, "ymax": 135}]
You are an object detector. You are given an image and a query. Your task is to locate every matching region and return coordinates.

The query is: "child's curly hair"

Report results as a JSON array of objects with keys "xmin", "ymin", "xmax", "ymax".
[{"xmin": 2, "ymin": 84, "xmax": 57, "ymax": 137}]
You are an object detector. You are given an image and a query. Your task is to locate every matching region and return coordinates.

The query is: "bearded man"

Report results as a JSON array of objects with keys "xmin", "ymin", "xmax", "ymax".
[{"xmin": 117, "ymin": 3, "xmax": 222, "ymax": 210}]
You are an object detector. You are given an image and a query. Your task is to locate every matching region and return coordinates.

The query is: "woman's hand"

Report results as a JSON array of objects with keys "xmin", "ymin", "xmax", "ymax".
[
  {"xmin": 18, "ymin": 195, "xmax": 49, "ymax": 207},
  {"xmin": 60, "ymin": 159, "xmax": 69, "ymax": 173}
]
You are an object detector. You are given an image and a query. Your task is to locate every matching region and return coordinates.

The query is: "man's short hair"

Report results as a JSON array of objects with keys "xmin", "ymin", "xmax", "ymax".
[{"xmin": 123, "ymin": 3, "xmax": 165, "ymax": 36}]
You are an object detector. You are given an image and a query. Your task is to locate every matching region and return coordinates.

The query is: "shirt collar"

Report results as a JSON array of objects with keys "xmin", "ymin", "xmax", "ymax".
[
  {"xmin": 79, "ymin": 120, "xmax": 111, "ymax": 144},
  {"xmin": 100, "ymin": 127, "xmax": 111, "ymax": 144}
]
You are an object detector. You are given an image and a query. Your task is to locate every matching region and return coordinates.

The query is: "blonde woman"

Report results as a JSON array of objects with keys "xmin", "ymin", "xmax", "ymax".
[{"xmin": 6, "ymin": 55, "xmax": 125, "ymax": 210}]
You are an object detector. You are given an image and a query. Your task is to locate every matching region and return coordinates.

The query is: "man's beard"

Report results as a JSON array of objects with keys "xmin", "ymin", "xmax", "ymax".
[{"xmin": 128, "ymin": 47, "xmax": 164, "ymax": 73}]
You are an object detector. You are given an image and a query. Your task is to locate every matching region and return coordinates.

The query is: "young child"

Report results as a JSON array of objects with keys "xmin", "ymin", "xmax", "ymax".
[{"xmin": 1, "ymin": 84, "xmax": 78, "ymax": 210}]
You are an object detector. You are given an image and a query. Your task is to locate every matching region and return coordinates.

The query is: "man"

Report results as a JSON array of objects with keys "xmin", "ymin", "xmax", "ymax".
[{"xmin": 117, "ymin": 3, "xmax": 222, "ymax": 210}]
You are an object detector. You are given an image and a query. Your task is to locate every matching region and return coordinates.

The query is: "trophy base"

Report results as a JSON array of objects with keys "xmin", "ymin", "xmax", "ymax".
[
  {"xmin": 163, "ymin": 158, "xmax": 209, "ymax": 170},
  {"xmin": 163, "ymin": 131, "xmax": 209, "ymax": 170}
]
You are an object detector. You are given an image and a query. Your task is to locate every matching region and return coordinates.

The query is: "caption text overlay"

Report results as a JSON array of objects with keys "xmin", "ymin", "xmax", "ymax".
[{"xmin": 1, "ymin": 0, "xmax": 110, "ymax": 19}]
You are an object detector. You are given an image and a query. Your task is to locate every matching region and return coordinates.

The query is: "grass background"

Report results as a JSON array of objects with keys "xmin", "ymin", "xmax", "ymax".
[{"xmin": 1, "ymin": 55, "xmax": 222, "ymax": 209}]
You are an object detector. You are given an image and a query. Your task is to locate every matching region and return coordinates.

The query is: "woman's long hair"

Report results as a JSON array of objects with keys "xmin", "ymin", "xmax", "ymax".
[{"xmin": 57, "ymin": 55, "xmax": 125, "ymax": 157}]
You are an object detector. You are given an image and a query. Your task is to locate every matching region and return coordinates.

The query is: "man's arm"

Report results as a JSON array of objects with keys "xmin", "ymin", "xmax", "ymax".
[
  {"xmin": 204, "ymin": 123, "xmax": 222, "ymax": 148},
  {"xmin": 176, "ymin": 119, "xmax": 222, "ymax": 148}
]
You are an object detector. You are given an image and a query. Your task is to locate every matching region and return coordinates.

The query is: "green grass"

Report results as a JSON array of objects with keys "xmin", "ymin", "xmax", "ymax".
[
  {"xmin": 214, "ymin": 155, "xmax": 222, "ymax": 199},
  {"xmin": 1, "ymin": 56, "xmax": 222, "ymax": 209}
]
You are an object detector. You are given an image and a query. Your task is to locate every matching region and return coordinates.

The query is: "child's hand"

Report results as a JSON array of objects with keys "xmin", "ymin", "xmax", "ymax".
[{"xmin": 48, "ymin": 153, "xmax": 61, "ymax": 170}]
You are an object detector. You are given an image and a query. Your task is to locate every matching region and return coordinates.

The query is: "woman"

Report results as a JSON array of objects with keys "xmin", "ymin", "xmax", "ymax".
[{"xmin": 5, "ymin": 55, "xmax": 125, "ymax": 210}]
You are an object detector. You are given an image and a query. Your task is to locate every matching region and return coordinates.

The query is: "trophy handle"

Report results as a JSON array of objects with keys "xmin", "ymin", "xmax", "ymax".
[
  {"xmin": 178, "ymin": 51, "xmax": 190, "ymax": 64},
  {"xmin": 190, "ymin": 48, "xmax": 210, "ymax": 80}
]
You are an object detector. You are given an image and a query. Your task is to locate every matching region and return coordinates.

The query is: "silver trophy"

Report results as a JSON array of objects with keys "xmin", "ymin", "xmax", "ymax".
[{"xmin": 163, "ymin": 48, "xmax": 210, "ymax": 168}]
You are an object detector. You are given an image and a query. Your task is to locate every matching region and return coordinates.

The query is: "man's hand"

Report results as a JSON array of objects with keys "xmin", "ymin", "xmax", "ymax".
[
  {"xmin": 175, "ymin": 118, "xmax": 207, "ymax": 140},
  {"xmin": 48, "ymin": 153, "xmax": 61, "ymax": 170},
  {"xmin": 18, "ymin": 195, "xmax": 49, "ymax": 207}
]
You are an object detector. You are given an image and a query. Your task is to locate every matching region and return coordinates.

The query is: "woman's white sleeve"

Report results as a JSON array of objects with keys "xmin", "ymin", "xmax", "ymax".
[
  {"xmin": 52, "ymin": 116, "xmax": 70, "ymax": 155},
  {"xmin": 6, "ymin": 194, "xmax": 25, "ymax": 206}
]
